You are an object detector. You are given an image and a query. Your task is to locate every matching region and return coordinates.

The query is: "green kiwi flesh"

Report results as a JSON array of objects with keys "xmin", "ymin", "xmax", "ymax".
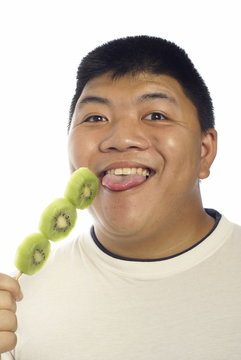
[
  {"xmin": 39, "ymin": 197, "xmax": 77, "ymax": 241},
  {"xmin": 14, "ymin": 232, "xmax": 51, "ymax": 275},
  {"xmin": 64, "ymin": 167, "xmax": 99, "ymax": 209}
]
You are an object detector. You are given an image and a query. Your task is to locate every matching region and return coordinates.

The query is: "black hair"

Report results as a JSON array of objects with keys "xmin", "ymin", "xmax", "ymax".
[{"xmin": 68, "ymin": 35, "xmax": 214, "ymax": 132}]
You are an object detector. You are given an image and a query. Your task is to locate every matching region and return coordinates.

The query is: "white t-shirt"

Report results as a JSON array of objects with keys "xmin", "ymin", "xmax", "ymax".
[{"xmin": 2, "ymin": 210, "xmax": 241, "ymax": 359}]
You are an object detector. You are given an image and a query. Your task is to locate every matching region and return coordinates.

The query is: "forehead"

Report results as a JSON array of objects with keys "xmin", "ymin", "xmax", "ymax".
[{"xmin": 78, "ymin": 72, "xmax": 194, "ymax": 108}]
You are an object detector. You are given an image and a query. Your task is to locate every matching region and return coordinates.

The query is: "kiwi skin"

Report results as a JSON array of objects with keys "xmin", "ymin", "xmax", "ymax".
[
  {"xmin": 64, "ymin": 167, "xmax": 99, "ymax": 209},
  {"xmin": 39, "ymin": 197, "xmax": 77, "ymax": 241},
  {"xmin": 15, "ymin": 232, "xmax": 51, "ymax": 275}
]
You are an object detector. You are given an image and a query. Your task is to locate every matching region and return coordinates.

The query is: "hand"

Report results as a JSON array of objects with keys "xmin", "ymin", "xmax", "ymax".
[{"xmin": 0, "ymin": 273, "xmax": 23, "ymax": 354}]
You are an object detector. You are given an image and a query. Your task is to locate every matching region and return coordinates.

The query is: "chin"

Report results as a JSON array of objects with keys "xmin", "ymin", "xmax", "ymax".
[{"xmin": 91, "ymin": 205, "xmax": 146, "ymax": 237}]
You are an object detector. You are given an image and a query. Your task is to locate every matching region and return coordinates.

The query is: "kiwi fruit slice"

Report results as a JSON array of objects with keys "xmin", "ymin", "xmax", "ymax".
[
  {"xmin": 64, "ymin": 167, "xmax": 99, "ymax": 209},
  {"xmin": 39, "ymin": 197, "xmax": 77, "ymax": 241},
  {"xmin": 15, "ymin": 232, "xmax": 51, "ymax": 275}
]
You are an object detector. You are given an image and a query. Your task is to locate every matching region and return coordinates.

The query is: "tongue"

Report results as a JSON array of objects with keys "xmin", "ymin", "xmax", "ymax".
[{"xmin": 102, "ymin": 174, "xmax": 147, "ymax": 191}]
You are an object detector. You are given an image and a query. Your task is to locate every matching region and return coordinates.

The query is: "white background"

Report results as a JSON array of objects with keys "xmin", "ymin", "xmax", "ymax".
[{"xmin": 0, "ymin": 0, "xmax": 240, "ymax": 274}]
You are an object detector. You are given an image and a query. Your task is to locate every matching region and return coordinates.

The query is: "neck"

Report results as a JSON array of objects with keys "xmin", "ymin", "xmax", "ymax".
[{"xmin": 93, "ymin": 208, "xmax": 216, "ymax": 260}]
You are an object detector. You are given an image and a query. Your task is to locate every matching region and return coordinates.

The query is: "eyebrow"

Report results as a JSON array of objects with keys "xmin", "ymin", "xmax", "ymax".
[
  {"xmin": 137, "ymin": 92, "xmax": 177, "ymax": 104},
  {"xmin": 77, "ymin": 92, "xmax": 177, "ymax": 108},
  {"xmin": 78, "ymin": 96, "xmax": 110, "ymax": 106}
]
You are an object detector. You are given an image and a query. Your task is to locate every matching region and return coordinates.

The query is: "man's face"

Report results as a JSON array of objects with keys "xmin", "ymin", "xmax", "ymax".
[{"xmin": 68, "ymin": 72, "xmax": 216, "ymax": 239}]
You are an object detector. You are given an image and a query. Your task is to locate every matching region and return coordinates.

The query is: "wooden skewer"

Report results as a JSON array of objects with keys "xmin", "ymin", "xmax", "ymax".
[{"xmin": 15, "ymin": 272, "xmax": 23, "ymax": 281}]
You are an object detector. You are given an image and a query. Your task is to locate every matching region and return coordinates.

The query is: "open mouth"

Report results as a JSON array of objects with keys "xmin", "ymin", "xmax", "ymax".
[{"xmin": 101, "ymin": 167, "xmax": 155, "ymax": 191}]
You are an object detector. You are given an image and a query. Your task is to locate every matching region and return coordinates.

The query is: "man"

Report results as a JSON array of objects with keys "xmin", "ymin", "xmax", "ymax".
[{"xmin": 1, "ymin": 35, "xmax": 241, "ymax": 359}]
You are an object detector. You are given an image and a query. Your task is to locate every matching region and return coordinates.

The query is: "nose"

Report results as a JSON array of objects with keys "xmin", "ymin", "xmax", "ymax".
[{"xmin": 99, "ymin": 117, "xmax": 150, "ymax": 153}]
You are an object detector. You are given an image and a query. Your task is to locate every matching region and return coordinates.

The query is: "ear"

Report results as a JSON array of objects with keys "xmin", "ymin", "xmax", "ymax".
[{"xmin": 199, "ymin": 128, "xmax": 217, "ymax": 179}]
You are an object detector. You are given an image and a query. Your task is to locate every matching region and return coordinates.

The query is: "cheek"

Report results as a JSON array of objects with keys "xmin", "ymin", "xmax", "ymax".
[
  {"xmin": 154, "ymin": 129, "xmax": 202, "ymax": 174},
  {"xmin": 68, "ymin": 130, "xmax": 96, "ymax": 169}
]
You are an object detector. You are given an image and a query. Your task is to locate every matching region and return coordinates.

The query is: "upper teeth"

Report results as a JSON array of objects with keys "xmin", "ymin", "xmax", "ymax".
[{"xmin": 106, "ymin": 168, "xmax": 150, "ymax": 176}]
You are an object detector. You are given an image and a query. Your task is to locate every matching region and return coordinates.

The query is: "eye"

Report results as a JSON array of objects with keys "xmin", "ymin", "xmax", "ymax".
[
  {"xmin": 144, "ymin": 112, "xmax": 168, "ymax": 121},
  {"xmin": 84, "ymin": 115, "xmax": 107, "ymax": 123}
]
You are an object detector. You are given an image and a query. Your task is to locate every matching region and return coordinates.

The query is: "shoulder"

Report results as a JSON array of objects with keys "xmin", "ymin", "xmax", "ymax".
[
  {"xmin": 214, "ymin": 214, "xmax": 241, "ymax": 259},
  {"xmin": 228, "ymin": 220, "xmax": 241, "ymax": 244},
  {"xmin": 222, "ymin": 215, "xmax": 241, "ymax": 239}
]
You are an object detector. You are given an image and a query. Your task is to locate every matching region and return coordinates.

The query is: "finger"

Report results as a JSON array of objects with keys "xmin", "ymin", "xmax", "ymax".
[
  {"xmin": 0, "ymin": 310, "xmax": 17, "ymax": 332},
  {"xmin": 0, "ymin": 291, "xmax": 17, "ymax": 312},
  {"xmin": 0, "ymin": 332, "xmax": 17, "ymax": 353},
  {"xmin": 0, "ymin": 273, "xmax": 23, "ymax": 302}
]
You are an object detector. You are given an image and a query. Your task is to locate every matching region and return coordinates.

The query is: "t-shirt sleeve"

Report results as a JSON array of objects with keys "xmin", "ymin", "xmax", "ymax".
[{"xmin": 1, "ymin": 352, "xmax": 15, "ymax": 359}]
